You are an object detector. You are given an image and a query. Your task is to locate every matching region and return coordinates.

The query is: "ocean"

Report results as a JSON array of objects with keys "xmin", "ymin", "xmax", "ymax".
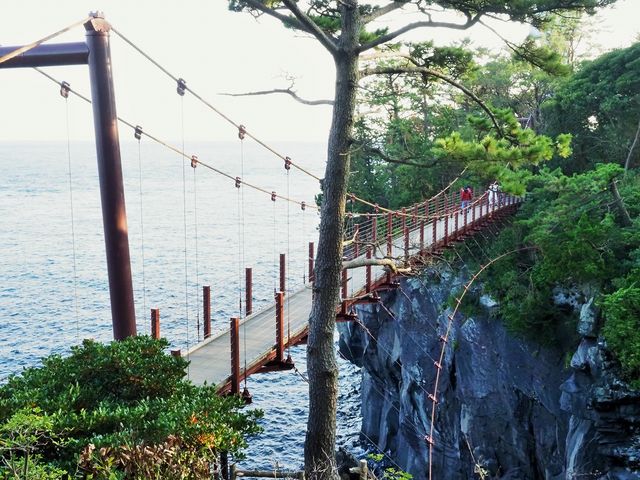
[{"xmin": 0, "ymin": 140, "xmax": 362, "ymax": 469}]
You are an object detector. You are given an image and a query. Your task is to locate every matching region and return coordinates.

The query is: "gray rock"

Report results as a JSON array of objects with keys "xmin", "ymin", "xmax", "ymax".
[
  {"xmin": 339, "ymin": 272, "xmax": 640, "ymax": 480},
  {"xmin": 479, "ymin": 294, "xmax": 498, "ymax": 309},
  {"xmin": 578, "ymin": 297, "xmax": 600, "ymax": 338}
]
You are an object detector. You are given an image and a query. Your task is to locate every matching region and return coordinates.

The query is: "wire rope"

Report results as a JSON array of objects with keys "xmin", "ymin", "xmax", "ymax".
[
  {"xmin": 193, "ymin": 157, "xmax": 201, "ymax": 342},
  {"xmin": 110, "ymin": 26, "xmax": 472, "ymax": 216},
  {"xmin": 286, "ymin": 168, "xmax": 291, "ymax": 353},
  {"xmin": 239, "ymin": 137, "xmax": 248, "ymax": 388},
  {"xmin": 180, "ymin": 96, "xmax": 190, "ymax": 375},
  {"xmin": 273, "ymin": 199, "xmax": 277, "ymax": 295},
  {"xmin": 63, "ymin": 95, "xmax": 80, "ymax": 341},
  {"xmin": 31, "ymin": 67, "xmax": 318, "ymax": 210},
  {"xmin": 136, "ymin": 133, "xmax": 148, "ymax": 330},
  {"xmin": 110, "ymin": 27, "xmax": 322, "ymax": 181},
  {"xmin": 302, "ymin": 202, "xmax": 306, "ymax": 284}
]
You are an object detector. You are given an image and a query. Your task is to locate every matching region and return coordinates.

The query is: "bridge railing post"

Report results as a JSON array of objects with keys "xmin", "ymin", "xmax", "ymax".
[
  {"xmin": 354, "ymin": 224, "xmax": 360, "ymax": 258},
  {"xmin": 203, "ymin": 286, "xmax": 211, "ymax": 339},
  {"xmin": 464, "ymin": 207, "xmax": 468, "ymax": 234},
  {"xmin": 404, "ymin": 226, "xmax": 409, "ymax": 260},
  {"xmin": 151, "ymin": 308, "xmax": 160, "ymax": 339},
  {"xmin": 230, "ymin": 317, "xmax": 240, "ymax": 395},
  {"xmin": 245, "ymin": 268, "xmax": 253, "ymax": 317},
  {"xmin": 275, "ymin": 292, "xmax": 284, "ymax": 363},
  {"xmin": 472, "ymin": 199, "xmax": 476, "ymax": 227},
  {"xmin": 454, "ymin": 209, "xmax": 459, "ymax": 238},
  {"xmin": 401, "ymin": 208, "xmax": 407, "ymax": 234},
  {"xmin": 387, "ymin": 212, "xmax": 393, "ymax": 255},
  {"xmin": 431, "ymin": 215, "xmax": 437, "ymax": 252},
  {"xmin": 444, "ymin": 214, "xmax": 449, "ymax": 246},
  {"xmin": 372, "ymin": 215, "xmax": 377, "ymax": 244},
  {"xmin": 366, "ymin": 247, "xmax": 372, "ymax": 293},
  {"xmin": 280, "ymin": 253, "xmax": 286, "ymax": 295},
  {"xmin": 308, "ymin": 242, "xmax": 314, "ymax": 283},
  {"xmin": 420, "ymin": 220, "xmax": 425, "ymax": 251},
  {"xmin": 341, "ymin": 269, "xmax": 348, "ymax": 301}
]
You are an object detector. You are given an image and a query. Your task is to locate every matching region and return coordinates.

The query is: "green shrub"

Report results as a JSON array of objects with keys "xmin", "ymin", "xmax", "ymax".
[
  {"xmin": 0, "ymin": 336, "xmax": 262, "ymax": 478},
  {"xmin": 602, "ymin": 286, "xmax": 640, "ymax": 388}
]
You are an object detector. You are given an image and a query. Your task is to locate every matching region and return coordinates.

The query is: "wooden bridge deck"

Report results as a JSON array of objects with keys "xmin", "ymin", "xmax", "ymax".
[{"xmin": 186, "ymin": 199, "xmax": 517, "ymax": 391}]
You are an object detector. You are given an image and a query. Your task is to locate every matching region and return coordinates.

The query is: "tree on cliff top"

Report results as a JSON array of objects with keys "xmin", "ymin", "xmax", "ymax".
[{"xmin": 226, "ymin": 1, "xmax": 617, "ymax": 478}]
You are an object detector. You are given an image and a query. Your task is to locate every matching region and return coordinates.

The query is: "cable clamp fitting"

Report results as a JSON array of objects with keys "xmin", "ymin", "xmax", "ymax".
[
  {"xmin": 301, "ymin": 201, "xmax": 306, "ymax": 211},
  {"xmin": 238, "ymin": 125, "xmax": 247, "ymax": 140},
  {"xmin": 284, "ymin": 156, "xmax": 292, "ymax": 170},
  {"xmin": 434, "ymin": 361, "xmax": 442, "ymax": 370},
  {"xmin": 428, "ymin": 393, "xmax": 439, "ymax": 404},
  {"xmin": 424, "ymin": 435, "xmax": 435, "ymax": 446},
  {"xmin": 235, "ymin": 176, "xmax": 242, "ymax": 188},
  {"xmin": 134, "ymin": 125, "xmax": 143, "ymax": 140},
  {"xmin": 271, "ymin": 191, "xmax": 277, "ymax": 202},
  {"xmin": 60, "ymin": 81, "xmax": 71, "ymax": 98},
  {"xmin": 176, "ymin": 78, "xmax": 187, "ymax": 96},
  {"xmin": 438, "ymin": 335, "xmax": 448, "ymax": 344},
  {"xmin": 191, "ymin": 155, "xmax": 198, "ymax": 169}
]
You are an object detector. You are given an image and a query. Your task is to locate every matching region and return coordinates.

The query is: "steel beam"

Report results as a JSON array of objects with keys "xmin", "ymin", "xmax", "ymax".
[{"xmin": 0, "ymin": 42, "xmax": 88, "ymax": 69}]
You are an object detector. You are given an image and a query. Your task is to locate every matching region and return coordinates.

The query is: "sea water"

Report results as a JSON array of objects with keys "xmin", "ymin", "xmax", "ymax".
[{"xmin": 0, "ymin": 140, "xmax": 362, "ymax": 469}]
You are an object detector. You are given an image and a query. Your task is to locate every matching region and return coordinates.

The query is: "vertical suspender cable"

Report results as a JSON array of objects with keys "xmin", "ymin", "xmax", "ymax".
[
  {"xmin": 180, "ymin": 96, "xmax": 190, "ymax": 372},
  {"xmin": 286, "ymin": 169, "xmax": 291, "ymax": 352},
  {"xmin": 64, "ymin": 95, "xmax": 80, "ymax": 341},
  {"xmin": 239, "ymin": 137, "xmax": 247, "ymax": 388},
  {"xmin": 193, "ymin": 160, "xmax": 200, "ymax": 342},
  {"xmin": 273, "ymin": 198, "xmax": 277, "ymax": 295},
  {"xmin": 302, "ymin": 202, "xmax": 306, "ymax": 284},
  {"xmin": 136, "ymin": 134, "xmax": 148, "ymax": 330}
]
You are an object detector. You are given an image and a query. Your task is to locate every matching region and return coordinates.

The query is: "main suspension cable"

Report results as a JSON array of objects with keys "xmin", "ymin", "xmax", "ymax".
[
  {"xmin": 110, "ymin": 26, "xmax": 467, "ymax": 217},
  {"xmin": 32, "ymin": 67, "xmax": 318, "ymax": 210},
  {"xmin": 110, "ymin": 27, "xmax": 322, "ymax": 181}
]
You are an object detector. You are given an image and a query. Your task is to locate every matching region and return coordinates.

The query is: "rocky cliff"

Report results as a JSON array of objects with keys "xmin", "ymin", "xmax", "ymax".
[{"xmin": 338, "ymin": 269, "xmax": 640, "ymax": 479}]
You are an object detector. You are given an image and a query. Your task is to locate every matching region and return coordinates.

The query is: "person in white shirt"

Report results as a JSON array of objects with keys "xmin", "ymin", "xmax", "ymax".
[{"xmin": 488, "ymin": 181, "xmax": 500, "ymax": 208}]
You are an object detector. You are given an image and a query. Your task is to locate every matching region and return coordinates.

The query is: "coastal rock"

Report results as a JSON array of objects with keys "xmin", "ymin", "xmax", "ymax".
[
  {"xmin": 339, "ymin": 273, "xmax": 640, "ymax": 479},
  {"xmin": 578, "ymin": 297, "xmax": 599, "ymax": 338}
]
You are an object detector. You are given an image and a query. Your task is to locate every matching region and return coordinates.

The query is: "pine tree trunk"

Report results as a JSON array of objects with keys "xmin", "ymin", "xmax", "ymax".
[{"xmin": 304, "ymin": 3, "xmax": 359, "ymax": 479}]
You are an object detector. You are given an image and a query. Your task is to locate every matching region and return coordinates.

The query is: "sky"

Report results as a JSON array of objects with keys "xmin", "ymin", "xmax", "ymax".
[{"xmin": 0, "ymin": 0, "xmax": 638, "ymax": 143}]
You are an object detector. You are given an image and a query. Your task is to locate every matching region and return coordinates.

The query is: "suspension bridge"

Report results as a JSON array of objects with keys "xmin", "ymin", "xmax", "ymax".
[{"xmin": 0, "ymin": 12, "xmax": 521, "ymax": 461}]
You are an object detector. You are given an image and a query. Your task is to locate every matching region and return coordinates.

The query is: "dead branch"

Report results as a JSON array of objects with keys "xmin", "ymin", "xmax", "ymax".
[
  {"xmin": 624, "ymin": 116, "xmax": 640, "ymax": 176},
  {"xmin": 219, "ymin": 88, "xmax": 333, "ymax": 106},
  {"xmin": 342, "ymin": 256, "xmax": 412, "ymax": 274},
  {"xmin": 609, "ymin": 179, "xmax": 633, "ymax": 227}
]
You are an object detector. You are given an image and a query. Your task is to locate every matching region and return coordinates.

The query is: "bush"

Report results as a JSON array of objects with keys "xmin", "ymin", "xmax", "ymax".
[
  {"xmin": 0, "ymin": 336, "xmax": 262, "ymax": 478},
  {"xmin": 602, "ymin": 285, "xmax": 640, "ymax": 389}
]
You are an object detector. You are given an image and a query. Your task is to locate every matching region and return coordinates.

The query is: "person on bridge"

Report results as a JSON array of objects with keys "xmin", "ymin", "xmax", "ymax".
[
  {"xmin": 488, "ymin": 181, "xmax": 501, "ymax": 211},
  {"xmin": 460, "ymin": 185, "xmax": 473, "ymax": 210}
]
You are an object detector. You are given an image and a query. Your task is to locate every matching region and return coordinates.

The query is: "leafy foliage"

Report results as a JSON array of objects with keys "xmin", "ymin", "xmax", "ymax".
[
  {"xmin": 0, "ymin": 336, "xmax": 262, "ymax": 478},
  {"xmin": 543, "ymin": 42, "xmax": 640, "ymax": 173},
  {"xmin": 481, "ymin": 165, "xmax": 640, "ymax": 379},
  {"xmin": 602, "ymin": 281, "xmax": 640, "ymax": 388}
]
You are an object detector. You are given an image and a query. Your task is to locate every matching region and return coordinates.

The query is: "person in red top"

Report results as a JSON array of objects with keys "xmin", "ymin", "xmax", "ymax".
[{"xmin": 460, "ymin": 185, "xmax": 473, "ymax": 209}]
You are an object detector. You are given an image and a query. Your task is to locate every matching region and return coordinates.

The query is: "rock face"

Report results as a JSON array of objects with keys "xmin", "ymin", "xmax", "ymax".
[{"xmin": 338, "ymin": 271, "xmax": 640, "ymax": 479}]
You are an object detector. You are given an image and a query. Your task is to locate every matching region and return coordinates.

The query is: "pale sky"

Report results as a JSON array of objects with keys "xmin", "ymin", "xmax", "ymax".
[{"xmin": 0, "ymin": 0, "xmax": 637, "ymax": 142}]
